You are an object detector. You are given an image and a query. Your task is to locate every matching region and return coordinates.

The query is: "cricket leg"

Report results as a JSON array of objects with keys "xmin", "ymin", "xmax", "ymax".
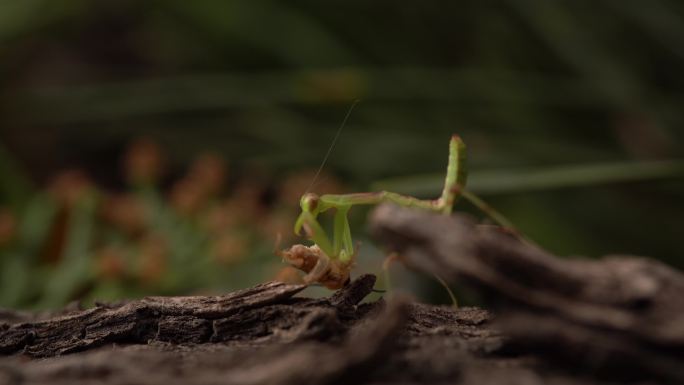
[{"xmin": 303, "ymin": 251, "xmax": 331, "ymax": 284}]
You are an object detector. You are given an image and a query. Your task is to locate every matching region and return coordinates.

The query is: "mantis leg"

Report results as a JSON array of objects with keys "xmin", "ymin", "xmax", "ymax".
[
  {"xmin": 461, "ymin": 190, "xmax": 516, "ymax": 232},
  {"xmin": 382, "ymin": 252, "xmax": 400, "ymax": 293},
  {"xmin": 318, "ymin": 135, "xmax": 467, "ymax": 214},
  {"xmin": 440, "ymin": 134, "xmax": 468, "ymax": 214},
  {"xmin": 295, "ymin": 211, "xmax": 335, "ymax": 258},
  {"xmin": 332, "ymin": 206, "xmax": 354, "ymax": 262},
  {"xmin": 381, "ymin": 252, "xmax": 457, "ymax": 307}
]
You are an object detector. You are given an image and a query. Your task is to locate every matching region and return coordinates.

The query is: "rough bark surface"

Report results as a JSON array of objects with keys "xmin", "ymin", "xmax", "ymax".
[
  {"xmin": 370, "ymin": 204, "xmax": 684, "ymax": 384},
  {"xmin": 0, "ymin": 276, "xmax": 506, "ymax": 385},
  {"xmin": 0, "ymin": 205, "xmax": 681, "ymax": 384}
]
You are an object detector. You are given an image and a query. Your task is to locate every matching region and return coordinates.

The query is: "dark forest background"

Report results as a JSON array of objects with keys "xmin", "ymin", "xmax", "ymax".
[{"xmin": 1, "ymin": 0, "xmax": 683, "ymax": 308}]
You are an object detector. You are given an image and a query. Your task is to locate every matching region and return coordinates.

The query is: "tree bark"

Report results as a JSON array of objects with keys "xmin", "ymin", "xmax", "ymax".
[{"xmin": 1, "ymin": 275, "xmax": 504, "ymax": 385}]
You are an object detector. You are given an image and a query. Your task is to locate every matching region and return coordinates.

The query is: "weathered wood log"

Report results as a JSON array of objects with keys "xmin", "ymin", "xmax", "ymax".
[
  {"xmin": 370, "ymin": 204, "xmax": 684, "ymax": 383},
  {"xmin": 0, "ymin": 274, "xmax": 514, "ymax": 385},
  {"xmin": 1, "ymin": 280, "xmax": 309, "ymax": 357}
]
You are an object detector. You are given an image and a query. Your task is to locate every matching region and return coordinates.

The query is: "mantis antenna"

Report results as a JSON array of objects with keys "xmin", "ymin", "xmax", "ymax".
[{"xmin": 303, "ymin": 99, "xmax": 361, "ymax": 195}]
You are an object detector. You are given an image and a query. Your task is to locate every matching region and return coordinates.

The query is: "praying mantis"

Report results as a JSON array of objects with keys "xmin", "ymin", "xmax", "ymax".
[{"xmin": 278, "ymin": 134, "xmax": 474, "ymax": 289}]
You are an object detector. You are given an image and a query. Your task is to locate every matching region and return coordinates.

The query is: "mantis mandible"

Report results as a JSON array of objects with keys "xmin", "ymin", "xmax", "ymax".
[{"xmin": 277, "ymin": 135, "xmax": 468, "ymax": 289}]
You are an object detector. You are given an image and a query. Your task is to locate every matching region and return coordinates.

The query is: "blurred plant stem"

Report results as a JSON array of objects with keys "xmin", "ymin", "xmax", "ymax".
[
  {"xmin": 0, "ymin": 195, "xmax": 57, "ymax": 307},
  {"xmin": 18, "ymin": 68, "xmax": 619, "ymax": 124},
  {"xmin": 0, "ymin": 143, "xmax": 33, "ymax": 208},
  {"xmin": 373, "ymin": 160, "xmax": 684, "ymax": 197},
  {"xmin": 37, "ymin": 193, "xmax": 98, "ymax": 309}
]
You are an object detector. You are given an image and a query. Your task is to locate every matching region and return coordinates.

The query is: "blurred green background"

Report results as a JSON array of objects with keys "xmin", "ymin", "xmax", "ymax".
[{"xmin": 1, "ymin": 0, "xmax": 684, "ymax": 309}]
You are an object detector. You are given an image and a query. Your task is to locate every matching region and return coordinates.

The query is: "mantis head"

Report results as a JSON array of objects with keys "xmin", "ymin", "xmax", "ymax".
[
  {"xmin": 300, "ymin": 193, "xmax": 319, "ymax": 212},
  {"xmin": 294, "ymin": 193, "xmax": 320, "ymax": 236}
]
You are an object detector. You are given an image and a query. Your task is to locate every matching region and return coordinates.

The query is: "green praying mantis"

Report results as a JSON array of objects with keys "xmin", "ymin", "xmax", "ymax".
[{"xmin": 277, "ymin": 134, "xmax": 507, "ymax": 289}]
